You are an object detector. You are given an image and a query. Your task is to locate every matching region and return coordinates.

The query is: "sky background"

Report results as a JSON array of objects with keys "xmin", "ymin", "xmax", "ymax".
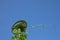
[{"xmin": 0, "ymin": 0, "xmax": 60, "ymax": 40}]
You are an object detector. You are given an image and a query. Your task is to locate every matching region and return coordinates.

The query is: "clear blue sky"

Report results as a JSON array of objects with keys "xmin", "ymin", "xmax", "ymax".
[{"xmin": 0, "ymin": 0, "xmax": 60, "ymax": 40}]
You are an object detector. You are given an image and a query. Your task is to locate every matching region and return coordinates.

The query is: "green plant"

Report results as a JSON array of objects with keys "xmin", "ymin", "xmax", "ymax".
[{"xmin": 11, "ymin": 20, "xmax": 27, "ymax": 40}]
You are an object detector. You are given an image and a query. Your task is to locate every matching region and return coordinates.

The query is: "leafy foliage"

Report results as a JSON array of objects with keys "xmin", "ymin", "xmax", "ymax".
[{"xmin": 11, "ymin": 20, "xmax": 27, "ymax": 40}]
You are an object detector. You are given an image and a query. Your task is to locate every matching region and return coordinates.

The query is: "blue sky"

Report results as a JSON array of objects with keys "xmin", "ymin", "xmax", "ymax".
[{"xmin": 0, "ymin": 0, "xmax": 60, "ymax": 40}]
